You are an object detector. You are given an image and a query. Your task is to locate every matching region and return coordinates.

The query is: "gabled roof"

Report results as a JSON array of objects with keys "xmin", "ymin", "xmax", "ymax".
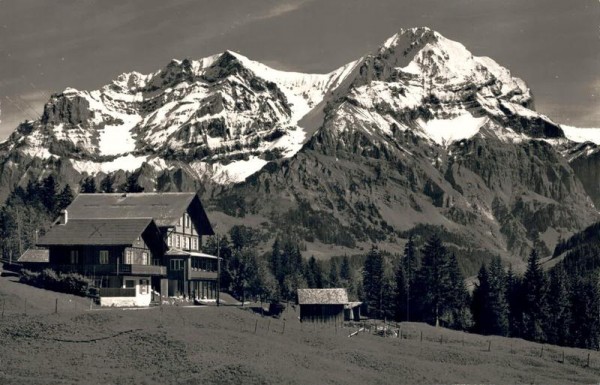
[
  {"xmin": 297, "ymin": 288, "xmax": 349, "ymax": 305},
  {"xmin": 64, "ymin": 192, "xmax": 214, "ymax": 235},
  {"xmin": 37, "ymin": 218, "xmax": 158, "ymax": 246},
  {"xmin": 18, "ymin": 248, "xmax": 49, "ymax": 263}
]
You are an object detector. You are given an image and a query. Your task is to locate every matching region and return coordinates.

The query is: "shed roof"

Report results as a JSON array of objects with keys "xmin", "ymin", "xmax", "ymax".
[
  {"xmin": 297, "ymin": 288, "xmax": 349, "ymax": 305},
  {"xmin": 37, "ymin": 218, "xmax": 157, "ymax": 246},
  {"xmin": 64, "ymin": 192, "xmax": 214, "ymax": 235},
  {"xmin": 18, "ymin": 248, "xmax": 49, "ymax": 263}
]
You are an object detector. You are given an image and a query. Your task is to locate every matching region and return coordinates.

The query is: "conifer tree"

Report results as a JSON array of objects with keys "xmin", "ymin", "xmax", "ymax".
[
  {"xmin": 521, "ymin": 249, "xmax": 549, "ymax": 342},
  {"xmin": 546, "ymin": 266, "xmax": 571, "ymax": 346},
  {"xmin": 506, "ymin": 264, "xmax": 524, "ymax": 337},
  {"xmin": 100, "ymin": 175, "xmax": 114, "ymax": 193},
  {"xmin": 363, "ymin": 245, "xmax": 385, "ymax": 318},
  {"xmin": 415, "ymin": 235, "xmax": 450, "ymax": 326},
  {"xmin": 446, "ymin": 253, "xmax": 471, "ymax": 329},
  {"xmin": 472, "ymin": 258, "xmax": 508, "ymax": 335},
  {"xmin": 80, "ymin": 176, "xmax": 97, "ymax": 193},
  {"xmin": 394, "ymin": 262, "xmax": 408, "ymax": 321},
  {"xmin": 569, "ymin": 277, "xmax": 600, "ymax": 349},
  {"xmin": 122, "ymin": 174, "xmax": 144, "ymax": 193},
  {"xmin": 328, "ymin": 259, "xmax": 340, "ymax": 288},
  {"xmin": 402, "ymin": 235, "xmax": 418, "ymax": 321},
  {"xmin": 56, "ymin": 184, "xmax": 74, "ymax": 215}
]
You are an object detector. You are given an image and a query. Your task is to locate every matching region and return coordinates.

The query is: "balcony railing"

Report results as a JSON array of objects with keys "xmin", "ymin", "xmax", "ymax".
[
  {"xmin": 188, "ymin": 269, "xmax": 218, "ymax": 280},
  {"xmin": 52, "ymin": 264, "xmax": 166, "ymax": 276}
]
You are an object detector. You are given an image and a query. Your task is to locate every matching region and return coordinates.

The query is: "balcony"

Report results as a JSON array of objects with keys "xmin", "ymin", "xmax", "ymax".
[
  {"xmin": 52, "ymin": 264, "xmax": 166, "ymax": 276},
  {"xmin": 188, "ymin": 269, "xmax": 218, "ymax": 280}
]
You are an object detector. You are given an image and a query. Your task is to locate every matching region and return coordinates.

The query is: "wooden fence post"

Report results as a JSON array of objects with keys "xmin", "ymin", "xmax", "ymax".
[
  {"xmin": 420, "ymin": 331, "xmax": 423, "ymax": 342},
  {"xmin": 587, "ymin": 353, "xmax": 591, "ymax": 367},
  {"xmin": 267, "ymin": 320, "xmax": 271, "ymax": 332},
  {"xmin": 55, "ymin": 298, "xmax": 58, "ymax": 314},
  {"xmin": 2, "ymin": 298, "xmax": 5, "ymax": 318},
  {"xmin": 487, "ymin": 341, "xmax": 491, "ymax": 352},
  {"xmin": 24, "ymin": 299, "xmax": 27, "ymax": 315},
  {"xmin": 254, "ymin": 320, "xmax": 258, "ymax": 334},
  {"xmin": 540, "ymin": 346, "xmax": 544, "ymax": 358}
]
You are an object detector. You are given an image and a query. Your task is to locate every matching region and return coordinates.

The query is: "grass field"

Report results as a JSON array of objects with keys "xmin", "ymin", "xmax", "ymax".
[{"xmin": 0, "ymin": 275, "xmax": 599, "ymax": 384}]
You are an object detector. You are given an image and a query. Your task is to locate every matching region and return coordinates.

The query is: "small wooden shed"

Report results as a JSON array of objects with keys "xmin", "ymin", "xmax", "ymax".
[{"xmin": 297, "ymin": 288, "xmax": 349, "ymax": 323}]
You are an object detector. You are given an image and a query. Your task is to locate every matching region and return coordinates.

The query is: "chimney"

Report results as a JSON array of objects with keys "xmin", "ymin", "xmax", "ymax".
[{"xmin": 59, "ymin": 210, "xmax": 68, "ymax": 225}]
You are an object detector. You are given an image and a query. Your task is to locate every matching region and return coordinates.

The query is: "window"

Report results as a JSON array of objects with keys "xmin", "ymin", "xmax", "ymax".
[
  {"xmin": 69, "ymin": 250, "xmax": 79, "ymax": 264},
  {"xmin": 192, "ymin": 237, "xmax": 198, "ymax": 251},
  {"xmin": 170, "ymin": 259, "xmax": 184, "ymax": 271},
  {"xmin": 176, "ymin": 235, "xmax": 180, "ymax": 248},
  {"xmin": 140, "ymin": 279, "xmax": 149, "ymax": 294},
  {"xmin": 99, "ymin": 250, "xmax": 109, "ymax": 264},
  {"xmin": 124, "ymin": 250, "xmax": 132, "ymax": 264},
  {"xmin": 141, "ymin": 252, "xmax": 148, "ymax": 265},
  {"xmin": 125, "ymin": 280, "xmax": 135, "ymax": 289},
  {"xmin": 167, "ymin": 235, "xmax": 172, "ymax": 247},
  {"xmin": 183, "ymin": 237, "xmax": 189, "ymax": 250}
]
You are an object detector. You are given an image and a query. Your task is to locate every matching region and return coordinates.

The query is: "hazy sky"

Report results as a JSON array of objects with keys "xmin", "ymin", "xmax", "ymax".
[{"xmin": 0, "ymin": 0, "xmax": 598, "ymax": 139}]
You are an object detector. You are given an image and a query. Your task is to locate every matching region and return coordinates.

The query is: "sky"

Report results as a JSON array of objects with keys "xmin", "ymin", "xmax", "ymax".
[{"xmin": 0, "ymin": 0, "xmax": 598, "ymax": 139}]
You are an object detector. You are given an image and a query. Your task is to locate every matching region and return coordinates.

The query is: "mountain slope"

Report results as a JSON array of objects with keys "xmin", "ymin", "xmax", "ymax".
[{"xmin": 0, "ymin": 27, "xmax": 598, "ymax": 269}]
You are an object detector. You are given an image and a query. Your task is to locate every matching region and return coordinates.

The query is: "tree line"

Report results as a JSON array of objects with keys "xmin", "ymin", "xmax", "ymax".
[
  {"xmin": 0, "ymin": 175, "xmax": 74, "ymax": 260},
  {"xmin": 206, "ymin": 227, "xmax": 600, "ymax": 351}
]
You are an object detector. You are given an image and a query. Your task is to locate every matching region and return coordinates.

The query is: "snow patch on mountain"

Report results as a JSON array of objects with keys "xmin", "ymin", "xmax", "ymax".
[
  {"xmin": 561, "ymin": 125, "xmax": 600, "ymax": 145},
  {"xmin": 417, "ymin": 114, "xmax": 488, "ymax": 146}
]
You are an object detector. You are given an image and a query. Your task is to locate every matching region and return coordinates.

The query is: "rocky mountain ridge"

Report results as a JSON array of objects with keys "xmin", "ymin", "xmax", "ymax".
[{"xmin": 1, "ymin": 27, "xmax": 599, "ymax": 269}]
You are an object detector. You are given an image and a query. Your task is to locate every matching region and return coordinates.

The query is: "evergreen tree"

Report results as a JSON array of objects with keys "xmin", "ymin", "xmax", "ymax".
[
  {"xmin": 100, "ymin": 175, "xmax": 114, "ymax": 193},
  {"xmin": 340, "ymin": 255, "xmax": 351, "ymax": 281},
  {"xmin": 394, "ymin": 262, "xmax": 408, "ymax": 321},
  {"xmin": 305, "ymin": 256, "xmax": 325, "ymax": 289},
  {"xmin": 472, "ymin": 258, "xmax": 508, "ymax": 335},
  {"xmin": 339, "ymin": 255, "xmax": 356, "ymax": 299},
  {"xmin": 569, "ymin": 277, "xmax": 600, "ymax": 349},
  {"xmin": 402, "ymin": 235, "xmax": 418, "ymax": 321},
  {"xmin": 41, "ymin": 175, "xmax": 59, "ymax": 212},
  {"xmin": 414, "ymin": 234, "xmax": 450, "ymax": 326},
  {"xmin": 363, "ymin": 245, "xmax": 385, "ymax": 318},
  {"xmin": 80, "ymin": 176, "xmax": 97, "ymax": 193},
  {"xmin": 328, "ymin": 259, "xmax": 340, "ymax": 288},
  {"xmin": 269, "ymin": 238, "xmax": 283, "ymax": 286},
  {"xmin": 471, "ymin": 264, "xmax": 491, "ymax": 334},
  {"xmin": 56, "ymin": 184, "xmax": 74, "ymax": 215},
  {"xmin": 122, "ymin": 174, "xmax": 144, "ymax": 193},
  {"xmin": 521, "ymin": 249, "xmax": 549, "ymax": 342},
  {"xmin": 446, "ymin": 253, "xmax": 471, "ymax": 330},
  {"xmin": 545, "ymin": 266, "xmax": 571, "ymax": 346}
]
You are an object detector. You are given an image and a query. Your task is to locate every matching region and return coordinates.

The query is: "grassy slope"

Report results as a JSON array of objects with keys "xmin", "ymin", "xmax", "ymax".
[{"xmin": 0, "ymin": 276, "xmax": 599, "ymax": 385}]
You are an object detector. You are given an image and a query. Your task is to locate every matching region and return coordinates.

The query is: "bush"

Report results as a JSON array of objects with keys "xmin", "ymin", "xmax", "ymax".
[{"xmin": 19, "ymin": 268, "xmax": 93, "ymax": 297}]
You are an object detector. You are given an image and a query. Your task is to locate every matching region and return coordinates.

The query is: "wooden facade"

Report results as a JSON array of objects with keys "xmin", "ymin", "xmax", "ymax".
[
  {"xmin": 36, "ymin": 193, "xmax": 218, "ymax": 306},
  {"xmin": 299, "ymin": 304, "xmax": 345, "ymax": 323}
]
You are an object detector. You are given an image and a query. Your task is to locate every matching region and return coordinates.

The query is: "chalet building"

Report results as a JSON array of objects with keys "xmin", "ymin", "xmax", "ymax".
[
  {"xmin": 297, "ymin": 288, "xmax": 362, "ymax": 322},
  {"xmin": 35, "ymin": 192, "xmax": 217, "ymax": 306}
]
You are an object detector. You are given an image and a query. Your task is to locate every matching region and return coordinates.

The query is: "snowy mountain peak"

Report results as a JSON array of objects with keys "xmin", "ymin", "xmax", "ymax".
[{"xmin": 0, "ymin": 27, "xmax": 580, "ymax": 189}]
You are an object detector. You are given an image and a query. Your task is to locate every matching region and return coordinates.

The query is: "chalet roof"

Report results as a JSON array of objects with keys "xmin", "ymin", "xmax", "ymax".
[
  {"xmin": 64, "ymin": 192, "xmax": 214, "ymax": 235},
  {"xmin": 37, "ymin": 218, "xmax": 157, "ymax": 246},
  {"xmin": 18, "ymin": 248, "xmax": 49, "ymax": 263},
  {"xmin": 297, "ymin": 288, "xmax": 349, "ymax": 305}
]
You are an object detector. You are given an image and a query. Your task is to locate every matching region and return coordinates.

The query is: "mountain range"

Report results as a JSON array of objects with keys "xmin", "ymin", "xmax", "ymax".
[{"xmin": 2, "ymin": 27, "xmax": 599, "ymax": 272}]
